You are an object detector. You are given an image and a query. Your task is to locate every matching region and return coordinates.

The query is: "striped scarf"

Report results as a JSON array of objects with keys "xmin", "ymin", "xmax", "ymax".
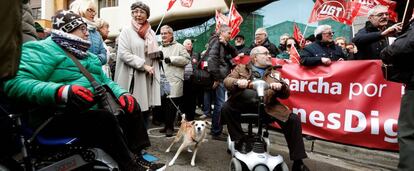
[{"xmin": 51, "ymin": 30, "xmax": 91, "ymax": 59}]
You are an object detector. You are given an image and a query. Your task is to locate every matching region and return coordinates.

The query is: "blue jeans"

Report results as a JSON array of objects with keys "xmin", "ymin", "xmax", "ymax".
[
  {"xmin": 211, "ymin": 82, "xmax": 226, "ymax": 136},
  {"xmin": 203, "ymin": 90, "xmax": 212, "ymax": 116}
]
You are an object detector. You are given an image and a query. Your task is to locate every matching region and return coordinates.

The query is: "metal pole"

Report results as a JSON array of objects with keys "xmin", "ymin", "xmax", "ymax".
[
  {"xmin": 155, "ymin": 11, "xmax": 167, "ymax": 34},
  {"xmin": 300, "ymin": 24, "xmax": 309, "ymax": 45},
  {"xmin": 402, "ymin": 0, "xmax": 412, "ymax": 26}
]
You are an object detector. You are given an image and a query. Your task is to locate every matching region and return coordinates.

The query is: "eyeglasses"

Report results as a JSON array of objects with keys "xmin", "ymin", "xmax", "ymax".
[
  {"xmin": 286, "ymin": 44, "xmax": 294, "ymax": 48},
  {"xmin": 160, "ymin": 32, "xmax": 171, "ymax": 35},
  {"xmin": 255, "ymin": 52, "xmax": 271, "ymax": 56},
  {"xmin": 373, "ymin": 12, "xmax": 389, "ymax": 17},
  {"xmin": 86, "ymin": 8, "xmax": 96, "ymax": 13},
  {"xmin": 322, "ymin": 32, "xmax": 335, "ymax": 35}
]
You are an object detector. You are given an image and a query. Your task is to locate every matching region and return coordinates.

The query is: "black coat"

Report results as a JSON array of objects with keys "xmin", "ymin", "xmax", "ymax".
[
  {"xmin": 235, "ymin": 44, "xmax": 250, "ymax": 55},
  {"xmin": 353, "ymin": 21, "xmax": 390, "ymax": 60},
  {"xmin": 207, "ymin": 35, "xmax": 238, "ymax": 81},
  {"xmin": 300, "ymin": 40, "xmax": 345, "ymax": 66},
  {"xmin": 248, "ymin": 38, "xmax": 281, "ymax": 57},
  {"xmin": 380, "ymin": 22, "xmax": 414, "ymax": 85}
]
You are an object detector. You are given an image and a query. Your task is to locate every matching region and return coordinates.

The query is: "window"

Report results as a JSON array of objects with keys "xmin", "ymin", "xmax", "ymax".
[
  {"xmin": 32, "ymin": 8, "xmax": 41, "ymax": 20},
  {"xmin": 99, "ymin": 0, "xmax": 118, "ymax": 8}
]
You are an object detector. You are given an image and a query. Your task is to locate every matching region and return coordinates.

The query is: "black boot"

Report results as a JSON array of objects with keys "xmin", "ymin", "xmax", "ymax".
[{"xmin": 292, "ymin": 160, "xmax": 310, "ymax": 171}]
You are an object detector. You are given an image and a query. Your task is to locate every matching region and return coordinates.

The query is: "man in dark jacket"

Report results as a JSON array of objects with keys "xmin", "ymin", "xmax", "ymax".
[
  {"xmin": 207, "ymin": 25, "xmax": 238, "ymax": 140},
  {"xmin": 234, "ymin": 34, "xmax": 250, "ymax": 55},
  {"xmin": 380, "ymin": 15, "xmax": 414, "ymax": 171},
  {"xmin": 248, "ymin": 28, "xmax": 281, "ymax": 57},
  {"xmin": 301, "ymin": 25, "xmax": 345, "ymax": 66},
  {"xmin": 353, "ymin": 5, "xmax": 402, "ymax": 60},
  {"xmin": 222, "ymin": 46, "xmax": 309, "ymax": 171}
]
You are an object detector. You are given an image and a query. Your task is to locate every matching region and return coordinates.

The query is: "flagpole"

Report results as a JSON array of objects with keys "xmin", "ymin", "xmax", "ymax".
[
  {"xmin": 155, "ymin": 11, "xmax": 168, "ymax": 34},
  {"xmin": 402, "ymin": 0, "xmax": 412, "ymax": 26},
  {"xmin": 228, "ymin": 0, "xmax": 234, "ymax": 23},
  {"xmin": 300, "ymin": 24, "xmax": 309, "ymax": 45}
]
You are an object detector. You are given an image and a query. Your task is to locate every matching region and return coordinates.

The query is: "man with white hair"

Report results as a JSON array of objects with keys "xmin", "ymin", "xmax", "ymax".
[
  {"xmin": 248, "ymin": 28, "xmax": 280, "ymax": 57},
  {"xmin": 352, "ymin": 5, "xmax": 402, "ymax": 60},
  {"xmin": 222, "ymin": 46, "xmax": 309, "ymax": 171},
  {"xmin": 300, "ymin": 25, "xmax": 345, "ymax": 66}
]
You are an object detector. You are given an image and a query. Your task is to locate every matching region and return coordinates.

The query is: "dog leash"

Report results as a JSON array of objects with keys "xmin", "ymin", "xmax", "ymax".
[{"xmin": 153, "ymin": 74, "xmax": 183, "ymax": 114}]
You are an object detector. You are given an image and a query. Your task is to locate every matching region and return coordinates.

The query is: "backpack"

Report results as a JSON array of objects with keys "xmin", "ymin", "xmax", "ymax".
[{"xmin": 192, "ymin": 52, "xmax": 213, "ymax": 88}]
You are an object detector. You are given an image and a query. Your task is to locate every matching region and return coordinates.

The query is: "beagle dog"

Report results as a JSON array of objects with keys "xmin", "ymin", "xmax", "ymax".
[{"xmin": 166, "ymin": 114, "xmax": 211, "ymax": 166}]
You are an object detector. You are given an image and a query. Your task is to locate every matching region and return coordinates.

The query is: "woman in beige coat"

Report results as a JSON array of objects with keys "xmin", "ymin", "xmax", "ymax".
[{"xmin": 114, "ymin": 2, "xmax": 161, "ymax": 113}]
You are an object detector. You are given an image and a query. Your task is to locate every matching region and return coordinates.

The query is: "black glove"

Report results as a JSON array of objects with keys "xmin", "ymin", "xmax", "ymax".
[
  {"xmin": 164, "ymin": 57, "xmax": 171, "ymax": 64},
  {"xmin": 56, "ymin": 85, "xmax": 96, "ymax": 112}
]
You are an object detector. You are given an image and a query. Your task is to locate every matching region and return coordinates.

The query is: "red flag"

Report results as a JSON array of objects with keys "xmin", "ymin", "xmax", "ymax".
[
  {"xmin": 228, "ymin": 3, "xmax": 243, "ymax": 39},
  {"xmin": 289, "ymin": 46, "xmax": 301, "ymax": 64},
  {"xmin": 167, "ymin": 0, "xmax": 177, "ymax": 11},
  {"xmin": 180, "ymin": 0, "xmax": 193, "ymax": 8},
  {"xmin": 350, "ymin": 0, "xmax": 398, "ymax": 22},
  {"xmin": 215, "ymin": 10, "xmax": 229, "ymax": 32},
  {"xmin": 308, "ymin": 0, "xmax": 360, "ymax": 25},
  {"xmin": 293, "ymin": 23, "xmax": 305, "ymax": 48}
]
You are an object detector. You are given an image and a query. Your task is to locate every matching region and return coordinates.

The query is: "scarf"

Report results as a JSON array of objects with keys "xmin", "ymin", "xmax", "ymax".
[
  {"xmin": 131, "ymin": 19, "xmax": 159, "ymax": 54},
  {"xmin": 51, "ymin": 30, "xmax": 91, "ymax": 59},
  {"xmin": 83, "ymin": 18, "xmax": 97, "ymax": 30}
]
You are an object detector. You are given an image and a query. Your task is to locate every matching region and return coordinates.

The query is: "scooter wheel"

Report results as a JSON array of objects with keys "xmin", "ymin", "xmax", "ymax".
[
  {"xmin": 273, "ymin": 162, "xmax": 288, "ymax": 171},
  {"xmin": 253, "ymin": 164, "xmax": 268, "ymax": 171},
  {"xmin": 230, "ymin": 158, "xmax": 248, "ymax": 171}
]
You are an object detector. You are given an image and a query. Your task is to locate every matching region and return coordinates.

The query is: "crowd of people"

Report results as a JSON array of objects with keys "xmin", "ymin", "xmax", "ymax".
[{"xmin": 1, "ymin": 0, "xmax": 414, "ymax": 171}]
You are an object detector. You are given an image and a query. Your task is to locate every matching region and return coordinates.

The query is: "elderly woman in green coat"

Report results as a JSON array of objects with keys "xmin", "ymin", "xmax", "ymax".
[{"xmin": 2, "ymin": 10, "xmax": 165, "ymax": 171}]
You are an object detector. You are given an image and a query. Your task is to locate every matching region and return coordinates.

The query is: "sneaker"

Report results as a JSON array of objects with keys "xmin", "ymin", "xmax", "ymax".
[
  {"xmin": 135, "ymin": 156, "xmax": 166, "ymax": 171},
  {"xmin": 212, "ymin": 134, "xmax": 227, "ymax": 141}
]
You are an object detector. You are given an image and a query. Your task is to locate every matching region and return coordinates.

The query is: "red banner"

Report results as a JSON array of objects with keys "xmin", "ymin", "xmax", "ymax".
[
  {"xmin": 233, "ymin": 58, "xmax": 402, "ymax": 151},
  {"xmin": 279, "ymin": 60, "xmax": 401, "ymax": 151}
]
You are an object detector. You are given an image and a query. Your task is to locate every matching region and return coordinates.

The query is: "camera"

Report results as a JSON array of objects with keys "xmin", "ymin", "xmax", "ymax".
[{"xmin": 148, "ymin": 51, "xmax": 164, "ymax": 60}]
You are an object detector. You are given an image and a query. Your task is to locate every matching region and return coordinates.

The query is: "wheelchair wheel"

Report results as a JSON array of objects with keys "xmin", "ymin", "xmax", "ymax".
[
  {"xmin": 273, "ymin": 162, "xmax": 288, "ymax": 171},
  {"xmin": 253, "ymin": 164, "xmax": 269, "ymax": 171},
  {"xmin": 230, "ymin": 158, "xmax": 248, "ymax": 171}
]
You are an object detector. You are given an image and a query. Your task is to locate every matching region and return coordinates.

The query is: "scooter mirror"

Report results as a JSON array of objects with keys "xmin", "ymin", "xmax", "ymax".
[{"xmin": 252, "ymin": 79, "xmax": 269, "ymax": 97}]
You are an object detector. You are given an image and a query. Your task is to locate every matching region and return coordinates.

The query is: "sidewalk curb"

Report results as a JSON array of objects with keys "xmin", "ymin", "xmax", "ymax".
[{"xmin": 246, "ymin": 126, "xmax": 398, "ymax": 170}]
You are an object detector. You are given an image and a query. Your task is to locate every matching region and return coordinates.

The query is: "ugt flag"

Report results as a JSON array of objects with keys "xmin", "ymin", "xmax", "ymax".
[
  {"xmin": 215, "ymin": 10, "xmax": 229, "ymax": 32},
  {"xmin": 228, "ymin": 3, "xmax": 243, "ymax": 39},
  {"xmin": 180, "ymin": 0, "xmax": 193, "ymax": 8},
  {"xmin": 308, "ymin": 0, "xmax": 361, "ymax": 25},
  {"xmin": 350, "ymin": 0, "xmax": 398, "ymax": 22}
]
